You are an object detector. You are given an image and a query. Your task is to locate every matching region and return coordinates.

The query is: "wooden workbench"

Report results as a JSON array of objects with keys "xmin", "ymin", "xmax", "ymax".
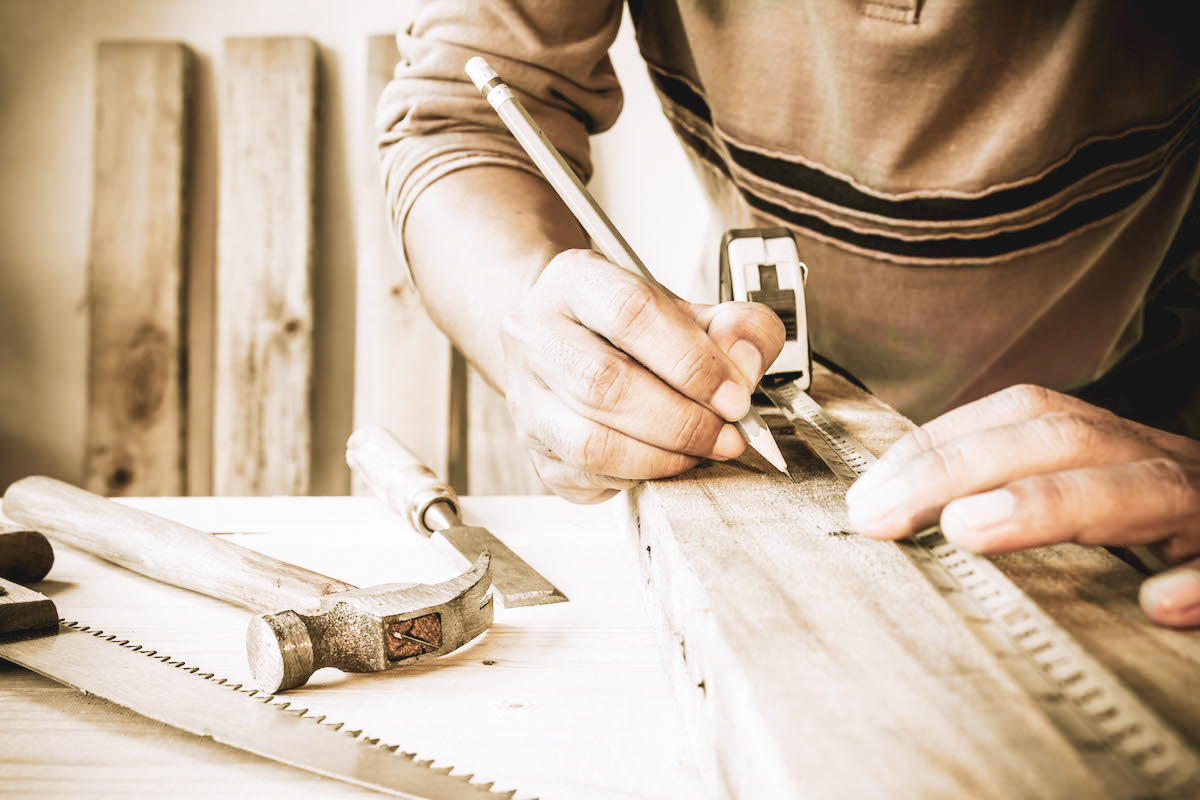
[{"xmin": 0, "ymin": 495, "xmax": 702, "ymax": 799}]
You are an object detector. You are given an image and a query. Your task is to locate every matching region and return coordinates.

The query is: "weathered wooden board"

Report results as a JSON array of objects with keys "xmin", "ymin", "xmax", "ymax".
[
  {"xmin": 358, "ymin": 34, "xmax": 543, "ymax": 497},
  {"xmin": 84, "ymin": 42, "xmax": 191, "ymax": 497},
  {"xmin": 625, "ymin": 365, "xmax": 1200, "ymax": 799},
  {"xmin": 353, "ymin": 33, "xmax": 452, "ymax": 494},
  {"xmin": 213, "ymin": 37, "xmax": 318, "ymax": 496}
]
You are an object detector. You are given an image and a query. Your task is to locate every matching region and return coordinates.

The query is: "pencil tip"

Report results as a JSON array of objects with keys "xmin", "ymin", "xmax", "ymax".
[{"xmin": 736, "ymin": 410, "xmax": 790, "ymax": 475}]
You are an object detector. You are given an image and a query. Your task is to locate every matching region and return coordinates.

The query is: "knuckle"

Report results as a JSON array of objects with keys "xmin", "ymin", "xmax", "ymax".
[
  {"xmin": 571, "ymin": 353, "xmax": 632, "ymax": 413},
  {"xmin": 922, "ymin": 439, "xmax": 972, "ymax": 484},
  {"xmin": 607, "ymin": 280, "xmax": 660, "ymax": 342},
  {"xmin": 1001, "ymin": 383, "xmax": 1060, "ymax": 417},
  {"xmin": 668, "ymin": 340, "xmax": 720, "ymax": 396},
  {"xmin": 1036, "ymin": 412, "xmax": 1099, "ymax": 454},
  {"xmin": 1145, "ymin": 457, "xmax": 1200, "ymax": 517},
  {"xmin": 564, "ymin": 424, "xmax": 619, "ymax": 472},
  {"xmin": 666, "ymin": 403, "xmax": 719, "ymax": 455}
]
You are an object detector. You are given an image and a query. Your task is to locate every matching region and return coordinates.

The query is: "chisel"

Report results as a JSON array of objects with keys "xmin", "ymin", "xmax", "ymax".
[{"xmin": 347, "ymin": 425, "xmax": 568, "ymax": 608}]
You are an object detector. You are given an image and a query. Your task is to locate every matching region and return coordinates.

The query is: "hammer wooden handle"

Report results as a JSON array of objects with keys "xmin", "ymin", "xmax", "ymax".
[
  {"xmin": 2, "ymin": 476, "xmax": 354, "ymax": 615},
  {"xmin": 347, "ymin": 425, "xmax": 459, "ymax": 534}
]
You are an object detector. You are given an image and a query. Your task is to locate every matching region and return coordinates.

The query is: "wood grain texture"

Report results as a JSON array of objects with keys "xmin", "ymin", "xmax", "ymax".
[
  {"xmin": 213, "ymin": 37, "xmax": 317, "ymax": 496},
  {"xmin": 467, "ymin": 367, "xmax": 546, "ymax": 496},
  {"xmin": 358, "ymin": 34, "xmax": 544, "ymax": 498},
  {"xmin": 625, "ymin": 365, "xmax": 1200, "ymax": 799},
  {"xmin": 85, "ymin": 42, "xmax": 191, "ymax": 497},
  {"xmin": 353, "ymin": 33, "xmax": 453, "ymax": 494}
]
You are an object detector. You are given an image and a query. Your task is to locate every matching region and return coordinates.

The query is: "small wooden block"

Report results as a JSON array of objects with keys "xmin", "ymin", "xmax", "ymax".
[
  {"xmin": 84, "ymin": 41, "xmax": 192, "ymax": 497},
  {"xmin": 624, "ymin": 366, "xmax": 1200, "ymax": 798},
  {"xmin": 214, "ymin": 37, "xmax": 319, "ymax": 496}
]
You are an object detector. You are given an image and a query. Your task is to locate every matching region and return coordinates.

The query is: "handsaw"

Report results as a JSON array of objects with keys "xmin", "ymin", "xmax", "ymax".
[
  {"xmin": 0, "ymin": 596, "xmax": 512, "ymax": 798},
  {"xmin": 0, "ymin": 517, "xmax": 518, "ymax": 798},
  {"xmin": 761, "ymin": 373, "xmax": 1200, "ymax": 800}
]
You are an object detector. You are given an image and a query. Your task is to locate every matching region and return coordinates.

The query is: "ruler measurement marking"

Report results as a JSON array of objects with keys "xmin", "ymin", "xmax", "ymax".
[{"xmin": 762, "ymin": 381, "xmax": 1200, "ymax": 798}]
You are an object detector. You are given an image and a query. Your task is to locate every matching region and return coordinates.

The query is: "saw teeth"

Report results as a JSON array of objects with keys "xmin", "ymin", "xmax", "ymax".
[{"xmin": 62, "ymin": 621, "xmax": 521, "ymax": 798}]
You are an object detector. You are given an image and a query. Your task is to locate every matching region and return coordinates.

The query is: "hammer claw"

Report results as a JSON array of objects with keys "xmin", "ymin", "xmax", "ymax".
[{"xmin": 247, "ymin": 554, "xmax": 494, "ymax": 693}]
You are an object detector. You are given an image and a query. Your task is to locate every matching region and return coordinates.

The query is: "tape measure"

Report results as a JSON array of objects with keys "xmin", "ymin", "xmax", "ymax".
[{"xmin": 722, "ymin": 229, "xmax": 1200, "ymax": 799}]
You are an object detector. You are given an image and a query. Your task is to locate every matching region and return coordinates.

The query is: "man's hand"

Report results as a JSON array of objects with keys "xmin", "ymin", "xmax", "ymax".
[
  {"xmin": 845, "ymin": 384, "xmax": 1200, "ymax": 628},
  {"xmin": 501, "ymin": 249, "xmax": 784, "ymax": 504}
]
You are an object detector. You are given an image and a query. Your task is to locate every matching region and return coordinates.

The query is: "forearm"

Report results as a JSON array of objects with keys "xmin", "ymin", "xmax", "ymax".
[{"xmin": 403, "ymin": 166, "xmax": 588, "ymax": 393}]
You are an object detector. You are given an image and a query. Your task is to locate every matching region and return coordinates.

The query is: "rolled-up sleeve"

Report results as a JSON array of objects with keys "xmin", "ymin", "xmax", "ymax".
[{"xmin": 376, "ymin": 1, "xmax": 626, "ymax": 277}]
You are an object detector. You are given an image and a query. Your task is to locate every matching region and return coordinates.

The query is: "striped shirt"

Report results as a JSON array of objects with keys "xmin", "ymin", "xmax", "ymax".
[{"xmin": 378, "ymin": 0, "xmax": 1200, "ymax": 432}]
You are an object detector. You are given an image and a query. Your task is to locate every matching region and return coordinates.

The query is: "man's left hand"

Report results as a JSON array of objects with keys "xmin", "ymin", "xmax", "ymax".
[{"xmin": 845, "ymin": 384, "xmax": 1200, "ymax": 628}]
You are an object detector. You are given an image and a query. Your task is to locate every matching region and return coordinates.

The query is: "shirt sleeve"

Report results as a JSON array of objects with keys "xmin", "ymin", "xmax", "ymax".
[{"xmin": 376, "ymin": 0, "xmax": 626, "ymax": 279}]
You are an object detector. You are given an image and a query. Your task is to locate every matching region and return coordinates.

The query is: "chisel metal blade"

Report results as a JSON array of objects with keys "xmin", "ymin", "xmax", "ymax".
[
  {"xmin": 347, "ymin": 426, "xmax": 568, "ymax": 609},
  {"xmin": 434, "ymin": 523, "xmax": 567, "ymax": 608}
]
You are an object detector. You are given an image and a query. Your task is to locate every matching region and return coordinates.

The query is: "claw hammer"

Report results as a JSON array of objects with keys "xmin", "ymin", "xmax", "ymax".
[{"xmin": 2, "ymin": 477, "xmax": 493, "ymax": 693}]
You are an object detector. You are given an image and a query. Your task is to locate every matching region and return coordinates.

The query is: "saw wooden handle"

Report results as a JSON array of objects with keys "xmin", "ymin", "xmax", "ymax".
[
  {"xmin": 346, "ymin": 425, "xmax": 459, "ymax": 535},
  {"xmin": 0, "ymin": 523, "xmax": 54, "ymax": 584},
  {"xmin": 1, "ymin": 476, "xmax": 354, "ymax": 614}
]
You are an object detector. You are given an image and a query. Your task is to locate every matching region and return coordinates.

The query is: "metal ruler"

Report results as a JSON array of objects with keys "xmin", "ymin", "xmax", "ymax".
[{"xmin": 762, "ymin": 378, "xmax": 1200, "ymax": 800}]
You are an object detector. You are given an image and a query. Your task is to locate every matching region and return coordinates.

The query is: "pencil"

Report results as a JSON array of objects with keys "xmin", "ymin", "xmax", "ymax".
[{"xmin": 465, "ymin": 56, "xmax": 789, "ymax": 476}]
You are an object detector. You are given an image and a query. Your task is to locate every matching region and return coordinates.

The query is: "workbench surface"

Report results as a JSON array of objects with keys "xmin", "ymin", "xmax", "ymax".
[{"xmin": 0, "ymin": 495, "xmax": 702, "ymax": 799}]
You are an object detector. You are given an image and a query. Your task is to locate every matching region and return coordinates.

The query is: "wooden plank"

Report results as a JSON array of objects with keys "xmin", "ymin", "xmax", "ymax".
[
  {"xmin": 84, "ymin": 42, "xmax": 191, "ymax": 497},
  {"xmin": 467, "ymin": 368, "xmax": 545, "ymax": 495},
  {"xmin": 213, "ymin": 37, "xmax": 317, "ymax": 496},
  {"xmin": 353, "ymin": 34, "xmax": 452, "ymax": 493},
  {"xmin": 358, "ymin": 34, "xmax": 544, "ymax": 497},
  {"xmin": 624, "ymin": 365, "xmax": 1200, "ymax": 799}
]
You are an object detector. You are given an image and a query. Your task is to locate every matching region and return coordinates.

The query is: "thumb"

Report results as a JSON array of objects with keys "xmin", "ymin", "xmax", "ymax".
[
  {"xmin": 687, "ymin": 299, "xmax": 786, "ymax": 384},
  {"xmin": 1139, "ymin": 557, "xmax": 1200, "ymax": 628}
]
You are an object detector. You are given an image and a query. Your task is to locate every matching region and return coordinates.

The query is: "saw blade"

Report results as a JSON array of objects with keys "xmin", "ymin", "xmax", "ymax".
[
  {"xmin": 762, "ymin": 378, "xmax": 1200, "ymax": 800},
  {"xmin": 0, "ymin": 621, "xmax": 522, "ymax": 800}
]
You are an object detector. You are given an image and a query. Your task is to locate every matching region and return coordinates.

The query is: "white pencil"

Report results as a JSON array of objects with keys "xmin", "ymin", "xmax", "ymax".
[{"xmin": 465, "ymin": 57, "xmax": 789, "ymax": 476}]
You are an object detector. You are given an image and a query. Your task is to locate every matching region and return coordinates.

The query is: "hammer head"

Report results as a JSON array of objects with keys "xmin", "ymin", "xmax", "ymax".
[{"xmin": 245, "ymin": 554, "xmax": 492, "ymax": 692}]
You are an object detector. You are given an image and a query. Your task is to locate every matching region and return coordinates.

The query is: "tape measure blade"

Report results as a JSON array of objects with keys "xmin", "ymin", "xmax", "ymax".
[{"xmin": 763, "ymin": 377, "xmax": 1200, "ymax": 798}]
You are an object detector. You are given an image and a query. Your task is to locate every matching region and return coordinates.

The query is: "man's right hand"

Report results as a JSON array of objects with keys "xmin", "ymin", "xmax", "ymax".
[{"xmin": 501, "ymin": 249, "xmax": 785, "ymax": 503}]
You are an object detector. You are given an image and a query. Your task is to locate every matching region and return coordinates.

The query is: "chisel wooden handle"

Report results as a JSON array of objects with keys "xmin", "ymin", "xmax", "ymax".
[
  {"xmin": 2, "ymin": 476, "xmax": 353, "ymax": 614},
  {"xmin": 346, "ymin": 425, "xmax": 459, "ymax": 535}
]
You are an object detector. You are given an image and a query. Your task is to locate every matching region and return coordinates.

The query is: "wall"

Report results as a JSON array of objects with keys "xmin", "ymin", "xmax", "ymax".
[{"xmin": 0, "ymin": 1, "xmax": 708, "ymax": 495}]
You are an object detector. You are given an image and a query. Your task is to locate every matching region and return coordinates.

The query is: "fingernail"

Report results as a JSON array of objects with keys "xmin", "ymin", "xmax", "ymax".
[
  {"xmin": 712, "ymin": 424, "xmax": 745, "ymax": 460},
  {"xmin": 1140, "ymin": 568, "xmax": 1200, "ymax": 620},
  {"xmin": 728, "ymin": 340, "xmax": 762, "ymax": 382},
  {"xmin": 846, "ymin": 477, "xmax": 911, "ymax": 535},
  {"xmin": 845, "ymin": 462, "xmax": 894, "ymax": 505},
  {"xmin": 712, "ymin": 380, "xmax": 751, "ymax": 420},
  {"xmin": 941, "ymin": 490, "xmax": 1015, "ymax": 550}
]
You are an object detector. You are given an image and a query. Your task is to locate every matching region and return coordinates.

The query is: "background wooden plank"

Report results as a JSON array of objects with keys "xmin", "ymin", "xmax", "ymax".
[
  {"xmin": 84, "ymin": 42, "xmax": 191, "ymax": 497},
  {"xmin": 467, "ymin": 367, "xmax": 545, "ymax": 495},
  {"xmin": 358, "ymin": 33, "xmax": 543, "ymax": 497},
  {"xmin": 352, "ymin": 33, "xmax": 452, "ymax": 494},
  {"xmin": 625, "ymin": 366, "xmax": 1200, "ymax": 799},
  {"xmin": 213, "ymin": 36, "xmax": 318, "ymax": 496}
]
